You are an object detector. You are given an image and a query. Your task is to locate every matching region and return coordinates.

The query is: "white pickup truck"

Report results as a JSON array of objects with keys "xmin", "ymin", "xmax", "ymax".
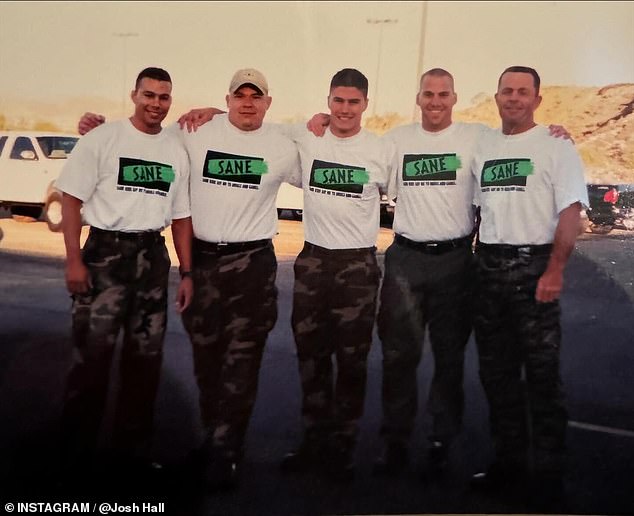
[
  {"xmin": 275, "ymin": 183, "xmax": 303, "ymax": 220},
  {"xmin": 0, "ymin": 131, "xmax": 79, "ymax": 231},
  {"xmin": 274, "ymin": 183, "xmax": 396, "ymax": 224}
]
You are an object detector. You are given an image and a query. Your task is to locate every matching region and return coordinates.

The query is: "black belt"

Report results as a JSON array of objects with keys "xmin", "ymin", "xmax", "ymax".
[
  {"xmin": 89, "ymin": 227, "xmax": 162, "ymax": 244},
  {"xmin": 476, "ymin": 242, "xmax": 553, "ymax": 258},
  {"xmin": 395, "ymin": 234, "xmax": 473, "ymax": 254},
  {"xmin": 303, "ymin": 241, "xmax": 376, "ymax": 257},
  {"xmin": 193, "ymin": 237, "xmax": 271, "ymax": 253}
]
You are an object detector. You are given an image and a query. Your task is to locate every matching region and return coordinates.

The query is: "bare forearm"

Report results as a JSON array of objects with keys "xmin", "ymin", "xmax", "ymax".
[
  {"xmin": 171, "ymin": 216, "xmax": 193, "ymax": 271},
  {"xmin": 547, "ymin": 202, "xmax": 582, "ymax": 273},
  {"xmin": 62, "ymin": 194, "xmax": 84, "ymax": 265},
  {"xmin": 536, "ymin": 202, "xmax": 582, "ymax": 302}
]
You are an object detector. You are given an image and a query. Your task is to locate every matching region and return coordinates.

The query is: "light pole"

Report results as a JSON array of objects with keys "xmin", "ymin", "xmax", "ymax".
[
  {"xmin": 112, "ymin": 32, "xmax": 139, "ymax": 117},
  {"xmin": 366, "ymin": 18, "xmax": 398, "ymax": 116},
  {"xmin": 413, "ymin": 2, "xmax": 429, "ymax": 122}
]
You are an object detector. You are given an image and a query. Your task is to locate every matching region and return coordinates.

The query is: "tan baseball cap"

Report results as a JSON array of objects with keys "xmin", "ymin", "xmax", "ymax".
[{"xmin": 229, "ymin": 68, "xmax": 269, "ymax": 96}]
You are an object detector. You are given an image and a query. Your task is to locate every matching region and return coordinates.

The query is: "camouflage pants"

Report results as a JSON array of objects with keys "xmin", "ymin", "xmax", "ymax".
[
  {"xmin": 291, "ymin": 242, "xmax": 381, "ymax": 451},
  {"xmin": 60, "ymin": 229, "xmax": 170, "ymax": 464},
  {"xmin": 473, "ymin": 246, "xmax": 567, "ymax": 474},
  {"xmin": 181, "ymin": 238, "xmax": 278, "ymax": 460},
  {"xmin": 377, "ymin": 238, "xmax": 474, "ymax": 447}
]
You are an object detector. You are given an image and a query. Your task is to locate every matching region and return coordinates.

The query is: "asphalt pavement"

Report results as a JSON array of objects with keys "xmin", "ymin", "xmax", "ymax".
[{"xmin": 0, "ymin": 218, "xmax": 633, "ymax": 516}]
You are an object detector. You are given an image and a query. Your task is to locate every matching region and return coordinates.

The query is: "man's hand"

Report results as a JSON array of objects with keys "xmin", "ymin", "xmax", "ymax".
[
  {"xmin": 307, "ymin": 113, "xmax": 330, "ymax": 137},
  {"xmin": 65, "ymin": 261, "xmax": 92, "ymax": 295},
  {"xmin": 536, "ymin": 267, "xmax": 564, "ymax": 303},
  {"xmin": 536, "ymin": 202, "xmax": 582, "ymax": 303},
  {"xmin": 78, "ymin": 112, "xmax": 106, "ymax": 135},
  {"xmin": 548, "ymin": 124, "xmax": 574, "ymax": 143},
  {"xmin": 177, "ymin": 107, "xmax": 225, "ymax": 133},
  {"xmin": 175, "ymin": 277, "xmax": 193, "ymax": 313}
]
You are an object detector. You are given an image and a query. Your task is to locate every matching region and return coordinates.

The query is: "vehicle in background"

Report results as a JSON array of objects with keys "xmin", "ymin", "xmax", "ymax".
[
  {"xmin": 275, "ymin": 184, "xmax": 395, "ymax": 226},
  {"xmin": 0, "ymin": 131, "xmax": 79, "ymax": 232},
  {"xmin": 586, "ymin": 183, "xmax": 634, "ymax": 234},
  {"xmin": 380, "ymin": 193, "xmax": 395, "ymax": 225},
  {"xmin": 276, "ymin": 183, "xmax": 303, "ymax": 220}
]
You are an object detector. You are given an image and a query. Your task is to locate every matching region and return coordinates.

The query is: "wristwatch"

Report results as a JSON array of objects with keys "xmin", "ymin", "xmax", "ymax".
[{"xmin": 180, "ymin": 269, "xmax": 193, "ymax": 279}]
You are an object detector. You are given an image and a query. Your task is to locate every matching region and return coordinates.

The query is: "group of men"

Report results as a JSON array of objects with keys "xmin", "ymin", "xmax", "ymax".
[{"xmin": 55, "ymin": 61, "xmax": 588, "ymax": 503}]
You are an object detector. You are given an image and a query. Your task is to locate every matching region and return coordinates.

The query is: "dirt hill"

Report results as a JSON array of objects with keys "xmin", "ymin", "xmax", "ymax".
[
  {"xmin": 454, "ymin": 84, "xmax": 634, "ymax": 184},
  {"xmin": 2, "ymin": 84, "xmax": 632, "ymax": 184}
]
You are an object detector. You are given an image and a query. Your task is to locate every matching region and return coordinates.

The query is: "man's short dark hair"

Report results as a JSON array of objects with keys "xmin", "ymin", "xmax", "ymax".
[
  {"xmin": 329, "ymin": 68, "xmax": 369, "ymax": 97},
  {"xmin": 498, "ymin": 66, "xmax": 540, "ymax": 93},
  {"xmin": 135, "ymin": 67, "xmax": 172, "ymax": 90},
  {"xmin": 420, "ymin": 68, "xmax": 455, "ymax": 90}
]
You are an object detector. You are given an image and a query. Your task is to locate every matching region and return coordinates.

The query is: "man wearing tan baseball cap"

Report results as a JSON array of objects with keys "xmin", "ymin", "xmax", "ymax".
[
  {"xmin": 224, "ymin": 68, "xmax": 272, "ymax": 132},
  {"xmin": 75, "ymin": 67, "xmax": 300, "ymax": 492},
  {"xmin": 228, "ymin": 68, "xmax": 269, "ymax": 96}
]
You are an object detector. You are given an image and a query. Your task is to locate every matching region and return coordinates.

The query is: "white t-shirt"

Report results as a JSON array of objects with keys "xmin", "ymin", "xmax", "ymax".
[
  {"xmin": 472, "ymin": 125, "xmax": 589, "ymax": 245},
  {"xmin": 176, "ymin": 115, "xmax": 300, "ymax": 243},
  {"xmin": 297, "ymin": 128, "xmax": 396, "ymax": 249},
  {"xmin": 385, "ymin": 122, "xmax": 486, "ymax": 242},
  {"xmin": 56, "ymin": 119, "xmax": 190, "ymax": 231}
]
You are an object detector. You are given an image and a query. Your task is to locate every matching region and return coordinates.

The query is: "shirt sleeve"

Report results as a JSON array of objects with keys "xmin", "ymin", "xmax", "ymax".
[
  {"xmin": 381, "ymin": 137, "xmax": 399, "ymax": 197},
  {"xmin": 280, "ymin": 137, "xmax": 302, "ymax": 187},
  {"xmin": 54, "ymin": 131, "xmax": 100, "ymax": 202},
  {"xmin": 171, "ymin": 152, "xmax": 191, "ymax": 220},
  {"xmin": 470, "ymin": 127, "xmax": 494, "ymax": 208},
  {"xmin": 553, "ymin": 140, "xmax": 590, "ymax": 212},
  {"xmin": 275, "ymin": 122, "xmax": 309, "ymax": 143}
]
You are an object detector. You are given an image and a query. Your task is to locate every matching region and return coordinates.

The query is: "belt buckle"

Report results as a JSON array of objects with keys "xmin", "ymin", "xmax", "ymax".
[
  {"xmin": 426, "ymin": 242, "xmax": 438, "ymax": 248},
  {"xmin": 517, "ymin": 246, "xmax": 531, "ymax": 258},
  {"xmin": 217, "ymin": 242, "xmax": 229, "ymax": 248}
]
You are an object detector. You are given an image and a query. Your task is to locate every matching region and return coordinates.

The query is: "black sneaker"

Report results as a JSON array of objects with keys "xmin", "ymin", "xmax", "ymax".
[{"xmin": 372, "ymin": 442, "xmax": 409, "ymax": 477}]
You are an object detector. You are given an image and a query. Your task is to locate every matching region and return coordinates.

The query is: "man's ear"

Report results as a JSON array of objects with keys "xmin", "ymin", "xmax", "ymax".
[{"xmin": 534, "ymin": 94, "xmax": 543, "ymax": 109}]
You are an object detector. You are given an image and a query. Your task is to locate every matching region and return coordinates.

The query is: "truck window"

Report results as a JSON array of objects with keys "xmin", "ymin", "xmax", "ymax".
[
  {"xmin": 36, "ymin": 136, "xmax": 78, "ymax": 158},
  {"xmin": 10, "ymin": 137, "xmax": 38, "ymax": 160}
]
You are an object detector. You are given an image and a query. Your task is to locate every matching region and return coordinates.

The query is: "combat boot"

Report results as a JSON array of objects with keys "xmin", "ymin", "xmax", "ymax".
[{"xmin": 323, "ymin": 435, "xmax": 355, "ymax": 483}]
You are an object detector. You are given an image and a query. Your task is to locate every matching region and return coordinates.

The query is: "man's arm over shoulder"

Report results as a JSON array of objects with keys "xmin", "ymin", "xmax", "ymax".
[
  {"xmin": 78, "ymin": 112, "xmax": 106, "ymax": 135},
  {"xmin": 275, "ymin": 121, "xmax": 311, "ymax": 143},
  {"xmin": 177, "ymin": 107, "xmax": 226, "ymax": 133}
]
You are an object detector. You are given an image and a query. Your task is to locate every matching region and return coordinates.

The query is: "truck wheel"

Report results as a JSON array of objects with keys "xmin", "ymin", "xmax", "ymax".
[
  {"xmin": 589, "ymin": 223, "xmax": 613, "ymax": 234},
  {"xmin": 44, "ymin": 191, "xmax": 64, "ymax": 232},
  {"xmin": 10, "ymin": 205, "xmax": 42, "ymax": 222}
]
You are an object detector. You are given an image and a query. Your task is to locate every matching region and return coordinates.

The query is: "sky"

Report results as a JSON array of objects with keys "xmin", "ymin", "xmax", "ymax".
[{"xmin": 1, "ymin": 1, "xmax": 633, "ymax": 124}]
